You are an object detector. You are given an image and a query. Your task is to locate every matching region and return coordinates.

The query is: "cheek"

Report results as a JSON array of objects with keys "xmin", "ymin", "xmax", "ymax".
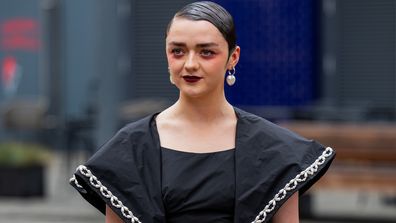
[
  {"xmin": 203, "ymin": 58, "xmax": 227, "ymax": 74},
  {"xmin": 167, "ymin": 56, "xmax": 183, "ymax": 71}
]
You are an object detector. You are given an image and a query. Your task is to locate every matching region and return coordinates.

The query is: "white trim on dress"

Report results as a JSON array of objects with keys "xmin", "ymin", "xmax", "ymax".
[
  {"xmin": 251, "ymin": 147, "xmax": 334, "ymax": 223},
  {"xmin": 70, "ymin": 165, "xmax": 142, "ymax": 223}
]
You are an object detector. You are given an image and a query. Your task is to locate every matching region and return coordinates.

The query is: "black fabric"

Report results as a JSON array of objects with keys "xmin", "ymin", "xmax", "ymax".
[
  {"xmin": 161, "ymin": 147, "xmax": 235, "ymax": 223},
  {"xmin": 72, "ymin": 115, "xmax": 166, "ymax": 223},
  {"xmin": 70, "ymin": 107, "xmax": 336, "ymax": 223}
]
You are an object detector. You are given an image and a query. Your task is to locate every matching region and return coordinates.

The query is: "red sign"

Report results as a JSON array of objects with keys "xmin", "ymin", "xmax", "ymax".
[{"xmin": 1, "ymin": 18, "xmax": 40, "ymax": 51}]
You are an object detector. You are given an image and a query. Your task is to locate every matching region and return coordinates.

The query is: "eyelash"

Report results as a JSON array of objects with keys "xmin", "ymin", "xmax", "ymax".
[
  {"xmin": 170, "ymin": 48, "xmax": 216, "ymax": 58},
  {"xmin": 171, "ymin": 48, "xmax": 184, "ymax": 56},
  {"xmin": 201, "ymin": 50, "xmax": 215, "ymax": 57}
]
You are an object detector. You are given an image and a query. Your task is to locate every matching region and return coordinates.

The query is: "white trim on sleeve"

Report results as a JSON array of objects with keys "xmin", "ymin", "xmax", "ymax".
[
  {"xmin": 70, "ymin": 165, "xmax": 142, "ymax": 223},
  {"xmin": 251, "ymin": 147, "xmax": 334, "ymax": 223}
]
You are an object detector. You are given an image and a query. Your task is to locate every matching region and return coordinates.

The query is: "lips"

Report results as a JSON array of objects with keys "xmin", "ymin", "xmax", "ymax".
[{"xmin": 182, "ymin": 75, "xmax": 202, "ymax": 83}]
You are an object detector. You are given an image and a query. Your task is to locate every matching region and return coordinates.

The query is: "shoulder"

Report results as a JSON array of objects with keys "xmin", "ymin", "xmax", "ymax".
[
  {"xmin": 118, "ymin": 113, "xmax": 156, "ymax": 137},
  {"xmin": 235, "ymin": 107, "xmax": 314, "ymax": 147},
  {"xmin": 100, "ymin": 113, "xmax": 159, "ymax": 147},
  {"xmin": 234, "ymin": 107, "xmax": 335, "ymax": 171}
]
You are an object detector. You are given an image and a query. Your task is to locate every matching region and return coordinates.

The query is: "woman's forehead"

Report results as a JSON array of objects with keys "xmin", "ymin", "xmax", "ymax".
[{"xmin": 166, "ymin": 18, "xmax": 226, "ymax": 46}]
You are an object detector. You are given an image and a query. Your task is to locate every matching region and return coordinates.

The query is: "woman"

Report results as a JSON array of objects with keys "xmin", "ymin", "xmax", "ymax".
[{"xmin": 70, "ymin": 1, "xmax": 335, "ymax": 223}]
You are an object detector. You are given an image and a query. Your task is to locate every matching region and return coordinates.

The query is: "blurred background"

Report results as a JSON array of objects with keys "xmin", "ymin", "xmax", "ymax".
[{"xmin": 0, "ymin": 0, "xmax": 395, "ymax": 222}]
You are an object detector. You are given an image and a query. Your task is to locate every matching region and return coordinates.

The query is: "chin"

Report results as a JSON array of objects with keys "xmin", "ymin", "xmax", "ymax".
[
  {"xmin": 179, "ymin": 84, "xmax": 222, "ymax": 99},
  {"xmin": 181, "ymin": 91, "xmax": 205, "ymax": 99},
  {"xmin": 179, "ymin": 87, "xmax": 207, "ymax": 98}
]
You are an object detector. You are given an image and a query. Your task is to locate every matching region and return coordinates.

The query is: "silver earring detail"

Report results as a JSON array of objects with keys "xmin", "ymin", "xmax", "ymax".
[{"xmin": 226, "ymin": 67, "xmax": 236, "ymax": 86}]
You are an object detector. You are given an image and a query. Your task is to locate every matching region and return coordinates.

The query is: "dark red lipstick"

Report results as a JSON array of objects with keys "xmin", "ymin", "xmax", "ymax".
[{"xmin": 183, "ymin": 76, "xmax": 202, "ymax": 83}]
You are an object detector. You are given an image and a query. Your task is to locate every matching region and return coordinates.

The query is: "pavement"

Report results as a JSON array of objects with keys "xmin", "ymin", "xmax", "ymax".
[{"xmin": 0, "ymin": 150, "xmax": 102, "ymax": 223}]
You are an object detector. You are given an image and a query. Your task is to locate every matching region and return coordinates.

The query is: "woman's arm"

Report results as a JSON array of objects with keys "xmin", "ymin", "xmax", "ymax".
[
  {"xmin": 271, "ymin": 191, "xmax": 299, "ymax": 223},
  {"xmin": 105, "ymin": 205, "xmax": 124, "ymax": 223}
]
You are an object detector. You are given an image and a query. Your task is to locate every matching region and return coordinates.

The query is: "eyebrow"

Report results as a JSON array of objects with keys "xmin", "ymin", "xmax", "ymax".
[{"xmin": 168, "ymin": 41, "xmax": 219, "ymax": 48}]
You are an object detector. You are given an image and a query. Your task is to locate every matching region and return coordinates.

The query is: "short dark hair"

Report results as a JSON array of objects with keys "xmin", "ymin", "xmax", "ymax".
[{"xmin": 166, "ymin": 1, "xmax": 236, "ymax": 55}]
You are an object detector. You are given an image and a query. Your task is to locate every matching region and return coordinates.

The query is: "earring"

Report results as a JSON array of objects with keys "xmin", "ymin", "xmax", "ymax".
[{"xmin": 226, "ymin": 67, "xmax": 236, "ymax": 86}]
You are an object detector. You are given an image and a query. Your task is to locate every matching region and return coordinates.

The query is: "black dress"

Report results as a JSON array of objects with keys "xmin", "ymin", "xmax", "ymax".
[
  {"xmin": 69, "ymin": 107, "xmax": 335, "ymax": 223},
  {"xmin": 161, "ymin": 147, "xmax": 235, "ymax": 223}
]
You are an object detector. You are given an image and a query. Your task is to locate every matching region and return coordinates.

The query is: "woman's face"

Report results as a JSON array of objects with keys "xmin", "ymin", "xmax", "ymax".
[{"xmin": 166, "ymin": 18, "xmax": 240, "ymax": 99}]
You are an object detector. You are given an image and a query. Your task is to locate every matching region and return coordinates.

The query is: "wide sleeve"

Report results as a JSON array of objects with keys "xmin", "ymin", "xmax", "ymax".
[
  {"xmin": 233, "ymin": 109, "xmax": 336, "ymax": 223},
  {"xmin": 69, "ymin": 119, "xmax": 165, "ymax": 223},
  {"xmin": 250, "ymin": 136, "xmax": 335, "ymax": 223}
]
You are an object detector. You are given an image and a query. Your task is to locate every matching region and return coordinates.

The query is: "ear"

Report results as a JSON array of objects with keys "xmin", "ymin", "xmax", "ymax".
[{"xmin": 227, "ymin": 46, "xmax": 240, "ymax": 70}]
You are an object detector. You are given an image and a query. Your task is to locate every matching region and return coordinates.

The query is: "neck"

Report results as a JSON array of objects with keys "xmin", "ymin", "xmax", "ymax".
[{"xmin": 173, "ymin": 91, "xmax": 234, "ymax": 122}]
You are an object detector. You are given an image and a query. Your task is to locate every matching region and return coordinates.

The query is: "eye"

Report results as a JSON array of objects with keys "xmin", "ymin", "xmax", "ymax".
[
  {"xmin": 171, "ymin": 48, "xmax": 184, "ymax": 56},
  {"xmin": 201, "ymin": 49, "xmax": 215, "ymax": 57}
]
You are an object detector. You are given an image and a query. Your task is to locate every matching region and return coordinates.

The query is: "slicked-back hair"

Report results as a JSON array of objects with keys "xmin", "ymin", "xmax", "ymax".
[{"xmin": 166, "ymin": 1, "xmax": 237, "ymax": 55}]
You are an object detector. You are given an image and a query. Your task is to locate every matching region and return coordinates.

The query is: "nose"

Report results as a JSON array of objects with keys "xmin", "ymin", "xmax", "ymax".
[{"xmin": 184, "ymin": 52, "xmax": 199, "ymax": 71}]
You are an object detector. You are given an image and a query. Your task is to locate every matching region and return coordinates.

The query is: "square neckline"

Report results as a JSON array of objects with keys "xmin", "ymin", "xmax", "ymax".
[
  {"xmin": 161, "ymin": 146, "xmax": 235, "ymax": 155},
  {"xmin": 152, "ymin": 107, "xmax": 240, "ymax": 154}
]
